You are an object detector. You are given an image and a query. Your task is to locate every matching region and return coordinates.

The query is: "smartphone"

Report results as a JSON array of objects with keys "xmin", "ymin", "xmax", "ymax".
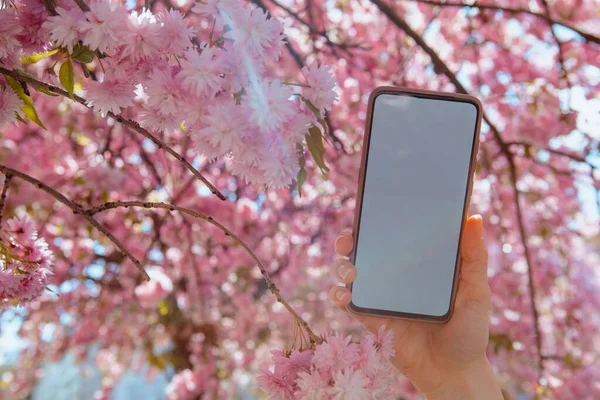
[{"xmin": 348, "ymin": 87, "xmax": 482, "ymax": 322}]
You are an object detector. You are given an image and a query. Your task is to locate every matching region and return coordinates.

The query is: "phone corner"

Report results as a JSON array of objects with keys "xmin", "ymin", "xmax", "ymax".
[
  {"xmin": 368, "ymin": 86, "xmax": 388, "ymax": 103},
  {"xmin": 467, "ymin": 95, "xmax": 484, "ymax": 115},
  {"xmin": 436, "ymin": 303, "xmax": 455, "ymax": 323},
  {"xmin": 346, "ymin": 300, "xmax": 361, "ymax": 315}
]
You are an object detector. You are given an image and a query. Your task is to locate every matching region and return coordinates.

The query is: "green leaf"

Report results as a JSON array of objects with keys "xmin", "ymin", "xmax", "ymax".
[
  {"xmin": 295, "ymin": 142, "xmax": 307, "ymax": 196},
  {"xmin": 20, "ymin": 49, "xmax": 59, "ymax": 65},
  {"xmin": 300, "ymin": 95, "xmax": 331, "ymax": 144},
  {"xmin": 305, "ymin": 125, "xmax": 329, "ymax": 179},
  {"xmin": 302, "ymin": 96, "xmax": 320, "ymax": 117},
  {"xmin": 59, "ymin": 59, "xmax": 75, "ymax": 99},
  {"xmin": 71, "ymin": 44, "xmax": 95, "ymax": 64},
  {"xmin": 3, "ymin": 75, "xmax": 47, "ymax": 130},
  {"xmin": 297, "ymin": 166, "xmax": 307, "ymax": 197}
]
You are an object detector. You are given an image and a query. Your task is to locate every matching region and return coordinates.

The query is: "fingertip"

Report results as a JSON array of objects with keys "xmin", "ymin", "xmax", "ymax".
[
  {"xmin": 329, "ymin": 286, "xmax": 352, "ymax": 307},
  {"xmin": 334, "ymin": 233, "xmax": 354, "ymax": 256},
  {"xmin": 335, "ymin": 259, "xmax": 357, "ymax": 283},
  {"xmin": 467, "ymin": 214, "xmax": 483, "ymax": 237}
]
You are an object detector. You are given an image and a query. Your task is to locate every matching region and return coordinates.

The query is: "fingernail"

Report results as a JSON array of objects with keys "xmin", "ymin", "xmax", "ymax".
[
  {"xmin": 335, "ymin": 288, "xmax": 347, "ymax": 302},
  {"xmin": 337, "ymin": 261, "xmax": 352, "ymax": 280},
  {"xmin": 341, "ymin": 228, "xmax": 352, "ymax": 235},
  {"xmin": 334, "ymin": 236, "xmax": 344, "ymax": 249}
]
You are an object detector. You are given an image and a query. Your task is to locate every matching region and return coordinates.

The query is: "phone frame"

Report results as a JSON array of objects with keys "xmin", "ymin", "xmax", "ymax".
[{"xmin": 347, "ymin": 86, "xmax": 483, "ymax": 323}]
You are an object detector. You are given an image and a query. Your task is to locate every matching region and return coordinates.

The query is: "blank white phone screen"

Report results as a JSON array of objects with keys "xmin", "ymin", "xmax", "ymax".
[{"xmin": 351, "ymin": 93, "xmax": 479, "ymax": 317}]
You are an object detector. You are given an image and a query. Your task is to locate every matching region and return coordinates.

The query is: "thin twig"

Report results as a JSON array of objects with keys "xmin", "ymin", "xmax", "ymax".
[
  {"xmin": 0, "ymin": 164, "xmax": 150, "ymax": 281},
  {"xmin": 408, "ymin": 0, "xmax": 600, "ymax": 44},
  {"xmin": 266, "ymin": 0, "xmax": 369, "ymax": 50},
  {"xmin": 0, "ymin": 174, "xmax": 12, "ymax": 226},
  {"xmin": 539, "ymin": 0, "xmax": 571, "ymax": 89},
  {"xmin": 73, "ymin": 0, "xmax": 90, "ymax": 12},
  {"xmin": 0, "ymin": 67, "xmax": 226, "ymax": 201},
  {"xmin": 86, "ymin": 200, "xmax": 324, "ymax": 345},
  {"xmin": 506, "ymin": 141, "xmax": 589, "ymax": 164}
]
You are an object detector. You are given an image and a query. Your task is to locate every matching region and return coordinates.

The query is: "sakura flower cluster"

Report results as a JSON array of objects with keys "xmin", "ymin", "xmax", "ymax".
[
  {"xmin": 0, "ymin": 86, "xmax": 23, "ymax": 128},
  {"xmin": 258, "ymin": 326, "xmax": 397, "ymax": 399},
  {"xmin": 0, "ymin": 0, "xmax": 337, "ymax": 188},
  {"xmin": 0, "ymin": 215, "xmax": 53, "ymax": 308}
]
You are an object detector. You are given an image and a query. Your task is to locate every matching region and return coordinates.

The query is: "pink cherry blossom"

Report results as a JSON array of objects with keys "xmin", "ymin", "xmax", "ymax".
[
  {"xmin": 0, "ymin": 8, "xmax": 23, "ymax": 61},
  {"xmin": 42, "ymin": 6, "xmax": 85, "ymax": 54},
  {"xmin": 302, "ymin": 64, "xmax": 338, "ymax": 114},
  {"xmin": 295, "ymin": 369, "xmax": 330, "ymax": 400},
  {"xmin": 6, "ymin": 215, "xmax": 37, "ymax": 244},
  {"xmin": 0, "ymin": 87, "xmax": 23, "ymax": 128},
  {"xmin": 192, "ymin": 100, "xmax": 246, "ymax": 156},
  {"xmin": 85, "ymin": 80, "xmax": 136, "ymax": 117},
  {"xmin": 122, "ymin": 10, "xmax": 163, "ymax": 61},
  {"xmin": 329, "ymin": 368, "xmax": 370, "ymax": 400},
  {"xmin": 80, "ymin": 0, "xmax": 129, "ymax": 53},
  {"xmin": 245, "ymin": 79, "xmax": 296, "ymax": 131},
  {"xmin": 312, "ymin": 334, "xmax": 361, "ymax": 377},
  {"xmin": 1, "ymin": 217, "xmax": 53, "ymax": 308},
  {"xmin": 158, "ymin": 9, "xmax": 196, "ymax": 56},
  {"xmin": 368, "ymin": 325, "xmax": 395, "ymax": 360},
  {"xmin": 179, "ymin": 47, "xmax": 226, "ymax": 97},
  {"xmin": 271, "ymin": 349, "xmax": 314, "ymax": 380},
  {"xmin": 256, "ymin": 370, "xmax": 295, "ymax": 400},
  {"xmin": 144, "ymin": 68, "xmax": 186, "ymax": 117}
]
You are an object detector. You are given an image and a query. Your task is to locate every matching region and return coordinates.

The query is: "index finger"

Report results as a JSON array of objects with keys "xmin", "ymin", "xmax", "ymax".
[{"xmin": 334, "ymin": 229, "xmax": 353, "ymax": 256}]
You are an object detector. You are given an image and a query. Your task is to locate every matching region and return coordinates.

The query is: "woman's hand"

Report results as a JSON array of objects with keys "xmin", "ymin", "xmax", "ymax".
[{"xmin": 329, "ymin": 215, "xmax": 503, "ymax": 399}]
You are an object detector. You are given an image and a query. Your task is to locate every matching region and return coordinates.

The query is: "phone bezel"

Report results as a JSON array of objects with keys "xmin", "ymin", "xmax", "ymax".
[{"xmin": 347, "ymin": 86, "xmax": 483, "ymax": 323}]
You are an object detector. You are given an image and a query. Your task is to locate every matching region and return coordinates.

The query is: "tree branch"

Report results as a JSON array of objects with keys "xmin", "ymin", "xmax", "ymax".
[
  {"xmin": 507, "ymin": 158, "xmax": 544, "ymax": 380},
  {"xmin": 86, "ymin": 200, "xmax": 324, "ymax": 345},
  {"xmin": 0, "ymin": 173, "xmax": 12, "ymax": 226},
  {"xmin": 0, "ymin": 164, "xmax": 150, "ymax": 281},
  {"xmin": 408, "ymin": 0, "xmax": 600, "ymax": 44},
  {"xmin": 267, "ymin": 0, "xmax": 370, "ymax": 50},
  {"xmin": 0, "ymin": 67, "xmax": 226, "ymax": 201}
]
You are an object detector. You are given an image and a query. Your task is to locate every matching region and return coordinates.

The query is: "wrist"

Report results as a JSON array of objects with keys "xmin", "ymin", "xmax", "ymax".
[{"xmin": 422, "ymin": 357, "xmax": 503, "ymax": 400}]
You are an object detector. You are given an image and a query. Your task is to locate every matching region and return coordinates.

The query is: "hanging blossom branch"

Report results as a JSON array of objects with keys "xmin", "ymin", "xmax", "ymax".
[
  {"xmin": 0, "ymin": 163, "xmax": 323, "ymax": 343},
  {"xmin": 0, "ymin": 164, "xmax": 151, "ymax": 281},
  {"xmin": 369, "ymin": 0, "xmax": 546, "ymax": 378},
  {"xmin": 85, "ymin": 200, "xmax": 324, "ymax": 345},
  {"xmin": 408, "ymin": 0, "xmax": 600, "ymax": 44},
  {"xmin": 0, "ymin": 67, "xmax": 226, "ymax": 201}
]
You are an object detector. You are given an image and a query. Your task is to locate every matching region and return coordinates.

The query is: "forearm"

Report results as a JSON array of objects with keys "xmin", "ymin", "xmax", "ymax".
[{"xmin": 422, "ymin": 357, "xmax": 504, "ymax": 400}]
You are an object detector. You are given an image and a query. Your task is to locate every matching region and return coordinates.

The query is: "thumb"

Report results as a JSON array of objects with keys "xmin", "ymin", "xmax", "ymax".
[{"xmin": 458, "ymin": 215, "xmax": 490, "ymax": 302}]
